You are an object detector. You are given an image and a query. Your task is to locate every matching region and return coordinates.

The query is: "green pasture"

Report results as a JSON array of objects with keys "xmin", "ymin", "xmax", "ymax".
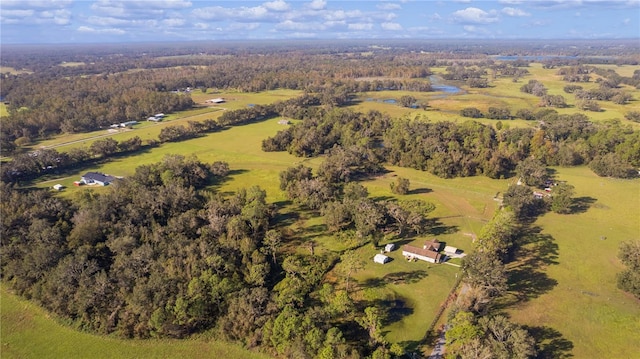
[
  {"xmin": 505, "ymin": 166, "xmax": 640, "ymax": 358},
  {"xmin": 58, "ymin": 62, "xmax": 86, "ymax": 67},
  {"xmin": 0, "ymin": 66, "xmax": 32, "ymax": 75},
  {"xmin": 0, "ymin": 286, "xmax": 270, "ymax": 359},
  {"xmin": 27, "ymin": 89, "xmax": 302, "ymax": 152},
  {"xmin": 0, "ymin": 102, "xmax": 8, "ymax": 117}
]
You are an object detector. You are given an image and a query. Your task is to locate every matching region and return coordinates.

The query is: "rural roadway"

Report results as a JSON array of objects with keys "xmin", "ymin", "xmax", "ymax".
[{"xmin": 427, "ymin": 329, "xmax": 446, "ymax": 358}]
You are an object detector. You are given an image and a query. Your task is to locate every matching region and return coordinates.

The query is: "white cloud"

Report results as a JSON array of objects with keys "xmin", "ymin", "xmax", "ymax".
[
  {"xmin": 381, "ymin": 22, "xmax": 402, "ymax": 30},
  {"xmin": 498, "ymin": 0, "xmax": 524, "ymax": 4},
  {"xmin": 227, "ymin": 22, "xmax": 261, "ymax": 31},
  {"xmin": 192, "ymin": 6, "xmax": 277, "ymax": 22},
  {"xmin": 192, "ymin": 5, "xmax": 271, "ymax": 22},
  {"xmin": 501, "ymin": 7, "xmax": 530, "ymax": 16},
  {"xmin": 39, "ymin": 9, "xmax": 72, "ymax": 25},
  {"xmin": 377, "ymin": 3, "xmax": 402, "ymax": 10},
  {"xmin": 452, "ymin": 7, "xmax": 499, "ymax": 24},
  {"xmin": 308, "ymin": 0, "xmax": 327, "ymax": 10},
  {"xmin": 276, "ymin": 20, "xmax": 324, "ymax": 31},
  {"xmin": 162, "ymin": 18, "xmax": 185, "ymax": 27},
  {"xmin": 1, "ymin": 0, "xmax": 72, "ymax": 9},
  {"xmin": 463, "ymin": 25, "xmax": 490, "ymax": 34},
  {"xmin": 1, "ymin": 9, "xmax": 35, "ymax": 18},
  {"xmin": 322, "ymin": 9, "xmax": 364, "ymax": 21},
  {"xmin": 77, "ymin": 25, "xmax": 126, "ymax": 35},
  {"xmin": 263, "ymin": 0, "xmax": 289, "ymax": 12},
  {"xmin": 86, "ymin": 16, "xmax": 127, "ymax": 26},
  {"xmin": 348, "ymin": 23, "xmax": 373, "ymax": 30},
  {"xmin": 92, "ymin": 0, "xmax": 191, "ymax": 10}
]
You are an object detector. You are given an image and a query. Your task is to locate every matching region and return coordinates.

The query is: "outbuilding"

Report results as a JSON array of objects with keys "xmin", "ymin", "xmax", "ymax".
[
  {"xmin": 373, "ymin": 253, "xmax": 390, "ymax": 264},
  {"xmin": 384, "ymin": 243, "xmax": 396, "ymax": 252},
  {"xmin": 444, "ymin": 246, "xmax": 458, "ymax": 254}
]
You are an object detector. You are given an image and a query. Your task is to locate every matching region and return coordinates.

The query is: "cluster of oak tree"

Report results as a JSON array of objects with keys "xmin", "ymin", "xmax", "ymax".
[
  {"xmin": 264, "ymin": 107, "xmax": 639, "ymax": 179},
  {"xmin": 1, "ymin": 155, "xmax": 388, "ymax": 358}
]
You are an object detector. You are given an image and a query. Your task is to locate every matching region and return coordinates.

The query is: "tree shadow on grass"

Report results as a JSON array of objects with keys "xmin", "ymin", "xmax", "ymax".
[
  {"xmin": 569, "ymin": 196, "xmax": 596, "ymax": 214},
  {"xmin": 505, "ymin": 226, "xmax": 559, "ymax": 304},
  {"xmin": 524, "ymin": 326, "xmax": 574, "ymax": 359},
  {"xmin": 409, "ymin": 188, "xmax": 433, "ymax": 195},
  {"xmin": 360, "ymin": 270, "xmax": 428, "ymax": 288}
]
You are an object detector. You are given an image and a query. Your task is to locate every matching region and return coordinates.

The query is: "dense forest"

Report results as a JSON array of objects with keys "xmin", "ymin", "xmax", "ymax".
[{"xmin": 2, "ymin": 40, "xmax": 640, "ymax": 358}]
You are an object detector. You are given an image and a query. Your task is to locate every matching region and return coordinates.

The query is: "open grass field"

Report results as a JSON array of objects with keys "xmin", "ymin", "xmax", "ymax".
[
  {"xmin": 504, "ymin": 166, "xmax": 640, "ymax": 358},
  {"xmin": 351, "ymin": 63, "xmax": 640, "ymax": 132},
  {"xmin": 0, "ymin": 102, "xmax": 8, "ymax": 117},
  {"xmin": 0, "ymin": 286, "xmax": 270, "ymax": 359}
]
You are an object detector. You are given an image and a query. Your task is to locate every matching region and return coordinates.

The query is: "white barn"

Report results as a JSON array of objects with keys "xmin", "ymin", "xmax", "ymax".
[
  {"xmin": 373, "ymin": 254, "xmax": 390, "ymax": 264},
  {"xmin": 384, "ymin": 243, "xmax": 396, "ymax": 252}
]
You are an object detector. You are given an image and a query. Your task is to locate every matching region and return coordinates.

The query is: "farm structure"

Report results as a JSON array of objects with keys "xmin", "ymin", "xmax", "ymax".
[
  {"xmin": 384, "ymin": 243, "xmax": 396, "ymax": 252},
  {"xmin": 81, "ymin": 172, "xmax": 116, "ymax": 186},
  {"xmin": 402, "ymin": 239, "xmax": 443, "ymax": 263},
  {"xmin": 373, "ymin": 253, "xmax": 391, "ymax": 264},
  {"xmin": 206, "ymin": 98, "xmax": 225, "ymax": 104}
]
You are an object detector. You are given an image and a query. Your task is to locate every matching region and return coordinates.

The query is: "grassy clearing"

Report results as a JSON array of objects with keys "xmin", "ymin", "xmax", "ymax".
[
  {"xmin": 505, "ymin": 166, "xmax": 640, "ymax": 358},
  {"xmin": 0, "ymin": 66, "xmax": 32, "ymax": 75},
  {"xmin": 58, "ymin": 62, "xmax": 86, "ymax": 67},
  {"xmin": 0, "ymin": 285, "xmax": 270, "ymax": 359},
  {"xmin": 27, "ymin": 89, "xmax": 302, "ymax": 152},
  {"xmin": 0, "ymin": 102, "xmax": 8, "ymax": 117}
]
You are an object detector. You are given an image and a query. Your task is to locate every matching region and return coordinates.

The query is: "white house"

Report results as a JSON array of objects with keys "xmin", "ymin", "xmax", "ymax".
[
  {"xmin": 402, "ymin": 239, "xmax": 443, "ymax": 264},
  {"xmin": 52, "ymin": 184, "xmax": 64, "ymax": 191},
  {"xmin": 81, "ymin": 172, "xmax": 116, "ymax": 186},
  {"xmin": 206, "ymin": 98, "xmax": 225, "ymax": 104},
  {"xmin": 384, "ymin": 243, "xmax": 396, "ymax": 252},
  {"xmin": 374, "ymin": 253, "xmax": 390, "ymax": 264}
]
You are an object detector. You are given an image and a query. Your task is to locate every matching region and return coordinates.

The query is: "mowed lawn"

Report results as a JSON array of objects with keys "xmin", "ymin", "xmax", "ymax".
[
  {"xmin": 0, "ymin": 286, "xmax": 271, "ymax": 359},
  {"xmin": 505, "ymin": 166, "xmax": 640, "ymax": 358}
]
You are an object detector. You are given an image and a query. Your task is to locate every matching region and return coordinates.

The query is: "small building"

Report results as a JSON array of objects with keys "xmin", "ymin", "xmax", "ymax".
[
  {"xmin": 155, "ymin": 113, "xmax": 165, "ymax": 118},
  {"xmin": 384, "ymin": 243, "xmax": 396, "ymax": 253},
  {"xmin": 402, "ymin": 243, "xmax": 442, "ymax": 264},
  {"xmin": 147, "ymin": 116, "xmax": 161, "ymax": 122},
  {"xmin": 278, "ymin": 119, "xmax": 291, "ymax": 125},
  {"xmin": 374, "ymin": 253, "xmax": 390, "ymax": 264},
  {"xmin": 52, "ymin": 184, "xmax": 64, "ymax": 191},
  {"xmin": 120, "ymin": 121, "xmax": 138, "ymax": 128},
  {"xmin": 81, "ymin": 172, "xmax": 116, "ymax": 186},
  {"xmin": 444, "ymin": 246, "xmax": 458, "ymax": 254},
  {"xmin": 206, "ymin": 98, "xmax": 225, "ymax": 104},
  {"xmin": 424, "ymin": 239, "xmax": 442, "ymax": 252}
]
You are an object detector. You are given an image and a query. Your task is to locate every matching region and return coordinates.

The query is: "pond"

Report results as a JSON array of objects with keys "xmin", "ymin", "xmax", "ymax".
[{"xmin": 429, "ymin": 75, "xmax": 462, "ymax": 94}]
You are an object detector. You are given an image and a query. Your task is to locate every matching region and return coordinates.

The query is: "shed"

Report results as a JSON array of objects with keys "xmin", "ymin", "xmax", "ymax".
[
  {"xmin": 444, "ymin": 246, "xmax": 458, "ymax": 254},
  {"xmin": 52, "ymin": 184, "xmax": 64, "ymax": 191},
  {"xmin": 374, "ymin": 254, "xmax": 390, "ymax": 264},
  {"xmin": 384, "ymin": 243, "xmax": 396, "ymax": 252},
  {"xmin": 147, "ymin": 116, "xmax": 160, "ymax": 122},
  {"xmin": 155, "ymin": 113, "xmax": 165, "ymax": 118},
  {"xmin": 207, "ymin": 98, "xmax": 225, "ymax": 104}
]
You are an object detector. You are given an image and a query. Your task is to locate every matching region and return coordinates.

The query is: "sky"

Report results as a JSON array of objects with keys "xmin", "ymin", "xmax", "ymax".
[{"xmin": 1, "ymin": 0, "xmax": 638, "ymax": 44}]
